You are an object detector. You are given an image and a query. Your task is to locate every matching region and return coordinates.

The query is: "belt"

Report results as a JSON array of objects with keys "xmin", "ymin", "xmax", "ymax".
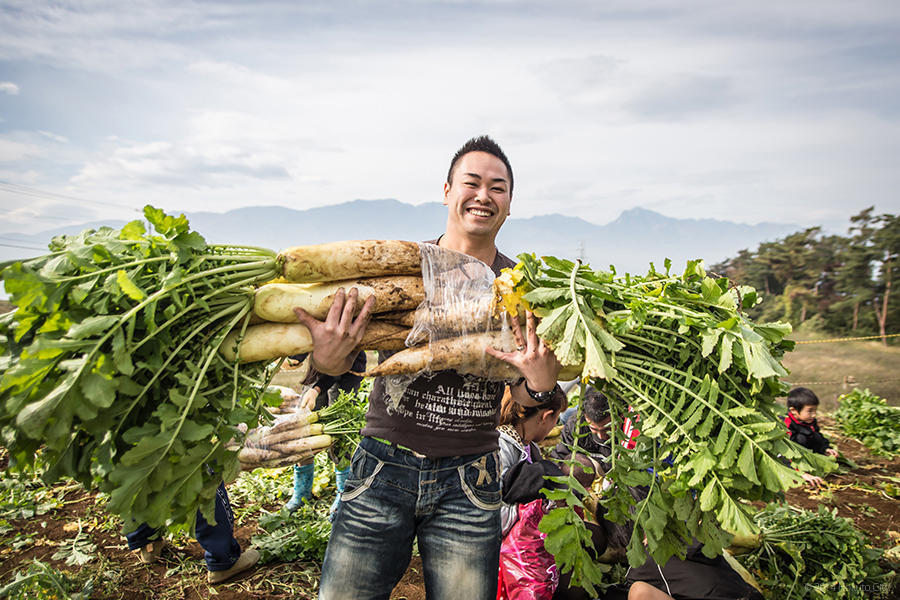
[{"xmin": 370, "ymin": 436, "xmax": 428, "ymax": 459}]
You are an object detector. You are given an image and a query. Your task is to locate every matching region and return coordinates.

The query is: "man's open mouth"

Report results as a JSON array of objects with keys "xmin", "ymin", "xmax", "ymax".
[{"xmin": 467, "ymin": 207, "xmax": 494, "ymax": 217}]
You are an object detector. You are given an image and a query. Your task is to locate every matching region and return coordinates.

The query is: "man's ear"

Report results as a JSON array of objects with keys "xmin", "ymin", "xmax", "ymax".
[{"xmin": 442, "ymin": 181, "xmax": 450, "ymax": 205}]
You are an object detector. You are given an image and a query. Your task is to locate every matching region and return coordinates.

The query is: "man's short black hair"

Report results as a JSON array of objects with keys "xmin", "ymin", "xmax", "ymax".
[
  {"xmin": 583, "ymin": 388, "xmax": 610, "ymax": 423},
  {"xmin": 447, "ymin": 135, "xmax": 514, "ymax": 197},
  {"xmin": 787, "ymin": 387, "xmax": 820, "ymax": 411}
]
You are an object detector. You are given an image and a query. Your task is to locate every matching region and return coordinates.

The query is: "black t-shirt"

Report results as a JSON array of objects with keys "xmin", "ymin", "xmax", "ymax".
[{"xmin": 361, "ymin": 242, "xmax": 517, "ymax": 457}]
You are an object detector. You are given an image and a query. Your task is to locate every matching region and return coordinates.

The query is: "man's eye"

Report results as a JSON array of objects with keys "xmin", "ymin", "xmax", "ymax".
[
  {"xmin": 492, "ymin": 187, "xmax": 506, "ymax": 192},
  {"xmin": 465, "ymin": 182, "xmax": 477, "ymax": 187}
]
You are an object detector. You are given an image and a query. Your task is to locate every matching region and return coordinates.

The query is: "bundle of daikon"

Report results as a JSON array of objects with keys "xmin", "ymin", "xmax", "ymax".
[
  {"xmin": 231, "ymin": 387, "xmax": 331, "ymax": 470},
  {"xmin": 233, "ymin": 385, "xmax": 366, "ymax": 470},
  {"xmin": 0, "ymin": 206, "xmax": 427, "ymax": 530}
]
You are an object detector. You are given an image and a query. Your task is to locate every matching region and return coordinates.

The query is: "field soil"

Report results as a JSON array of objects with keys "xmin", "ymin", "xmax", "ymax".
[
  {"xmin": 2, "ymin": 416, "xmax": 898, "ymax": 599},
  {"xmin": 1, "ymin": 300, "xmax": 897, "ymax": 598}
]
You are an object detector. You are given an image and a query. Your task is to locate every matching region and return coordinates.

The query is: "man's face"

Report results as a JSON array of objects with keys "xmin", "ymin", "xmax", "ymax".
[
  {"xmin": 443, "ymin": 151, "xmax": 511, "ymax": 240},
  {"xmin": 587, "ymin": 416, "xmax": 611, "ymax": 441},
  {"xmin": 791, "ymin": 405, "xmax": 818, "ymax": 424}
]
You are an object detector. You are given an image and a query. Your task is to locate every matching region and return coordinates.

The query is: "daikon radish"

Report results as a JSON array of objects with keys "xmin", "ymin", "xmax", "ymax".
[
  {"xmin": 237, "ymin": 446, "xmax": 283, "ymax": 464},
  {"xmin": 278, "ymin": 240, "xmax": 421, "ymax": 283},
  {"xmin": 271, "ymin": 433, "xmax": 335, "ymax": 455},
  {"xmin": 253, "ymin": 276, "xmax": 424, "ymax": 322},
  {"xmin": 220, "ymin": 321, "xmax": 410, "ymax": 362},
  {"xmin": 361, "ymin": 332, "xmax": 521, "ymax": 379},
  {"xmin": 256, "ymin": 423, "xmax": 325, "ymax": 447}
]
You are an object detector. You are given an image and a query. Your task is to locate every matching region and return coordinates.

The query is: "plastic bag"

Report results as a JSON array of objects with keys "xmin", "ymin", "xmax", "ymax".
[
  {"xmin": 379, "ymin": 243, "xmax": 518, "ymax": 400},
  {"xmin": 407, "ymin": 242, "xmax": 499, "ymax": 344},
  {"xmin": 498, "ymin": 499, "xmax": 559, "ymax": 600}
]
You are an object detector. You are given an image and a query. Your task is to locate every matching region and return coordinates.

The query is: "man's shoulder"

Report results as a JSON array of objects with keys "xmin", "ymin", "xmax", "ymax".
[{"xmin": 494, "ymin": 249, "xmax": 516, "ymax": 269}]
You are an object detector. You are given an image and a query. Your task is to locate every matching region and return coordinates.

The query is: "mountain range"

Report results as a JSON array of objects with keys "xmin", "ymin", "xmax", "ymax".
[{"xmin": 1, "ymin": 200, "xmax": 799, "ymax": 277}]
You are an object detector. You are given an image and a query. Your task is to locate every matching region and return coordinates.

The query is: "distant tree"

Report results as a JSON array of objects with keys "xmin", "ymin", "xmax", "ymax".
[
  {"xmin": 872, "ymin": 213, "xmax": 900, "ymax": 345},
  {"xmin": 713, "ymin": 209, "xmax": 898, "ymax": 341},
  {"xmin": 834, "ymin": 208, "xmax": 878, "ymax": 331}
]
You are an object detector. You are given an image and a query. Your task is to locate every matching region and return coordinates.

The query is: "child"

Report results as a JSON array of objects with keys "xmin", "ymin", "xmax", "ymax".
[{"xmin": 785, "ymin": 387, "xmax": 839, "ymax": 458}]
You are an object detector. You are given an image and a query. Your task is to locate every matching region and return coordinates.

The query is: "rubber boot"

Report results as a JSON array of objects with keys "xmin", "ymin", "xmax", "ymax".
[
  {"xmin": 285, "ymin": 463, "xmax": 314, "ymax": 512},
  {"xmin": 328, "ymin": 466, "xmax": 351, "ymax": 521}
]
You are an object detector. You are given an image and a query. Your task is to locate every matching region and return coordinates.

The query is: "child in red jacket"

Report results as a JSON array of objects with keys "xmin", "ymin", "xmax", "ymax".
[
  {"xmin": 785, "ymin": 387, "xmax": 839, "ymax": 458},
  {"xmin": 785, "ymin": 387, "xmax": 839, "ymax": 488}
]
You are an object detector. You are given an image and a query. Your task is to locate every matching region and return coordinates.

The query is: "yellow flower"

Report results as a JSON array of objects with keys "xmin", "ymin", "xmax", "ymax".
[{"xmin": 493, "ymin": 267, "xmax": 529, "ymax": 317}]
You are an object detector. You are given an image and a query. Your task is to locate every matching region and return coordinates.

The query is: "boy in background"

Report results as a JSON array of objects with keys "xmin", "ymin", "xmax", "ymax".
[{"xmin": 785, "ymin": 386, "xmax": 839, "ymax": 458}]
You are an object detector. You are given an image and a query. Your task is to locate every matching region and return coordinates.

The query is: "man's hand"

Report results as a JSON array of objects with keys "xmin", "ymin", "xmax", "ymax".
[
  {"xmin": 486, "ymin": 310, "xmax": 561, "ymax": 394},
  {"xmin": 293, "ymin": 287, "xmax": 374, "ymax": 376},
  {"xmin": 826, "ymin": 447, "xmax": 839, "ymax": 458}
]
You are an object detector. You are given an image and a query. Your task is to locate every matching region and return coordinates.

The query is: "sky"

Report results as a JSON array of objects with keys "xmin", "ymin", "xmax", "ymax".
[{"xmin": 1, "ymin": 0, "xmax": 899, "ymax": 243}]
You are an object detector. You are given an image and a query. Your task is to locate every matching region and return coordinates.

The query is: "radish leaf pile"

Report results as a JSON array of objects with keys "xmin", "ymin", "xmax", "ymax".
[
  {"xmin": 501, "ymin": 255, "xmax": 835, "ymax": 589},
  {"xmin": 0, "ymin": 207, "xmax": 282, "ymax": 531}
]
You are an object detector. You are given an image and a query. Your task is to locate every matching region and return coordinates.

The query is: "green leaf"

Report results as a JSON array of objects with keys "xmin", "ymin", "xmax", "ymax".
[
  {"xmin": 716, "ymin": 491, "xmax": 758, "ymax": 537},
  {"xmin": 699, "ymin": 478, "xmax": 719, "ymax": 511},
  {"xmin": 116, "ymin": 270, "xmax": 146, "ymax": 301},
  {"xmin": 522, "ymin": 286, "xmax": 569, "ymax": 304},
  {"xmin": 718, "ymin": 334, "xmax": 734, "ymax": 373},
  {"xmin": 179, "ymin": 420, "xmax": 215, "ymax": 442},
  {"xmin": 687, "ymin": 445, "xmax": 716, "ymax": 486},
  {"xmin": 535, "ymin": 304, "xmax": 573, "ymax": 343},
  {"xmin": 68, "ymin": 315, "xmax": 118, "ymax": 340},
  {"xmin": 119, "ymin": 220, "xmax": 147, "ymax": 240},
  {"xmin": 700, "ymin": 277, "xmax": 721, "ymax": 302},
  {"xmin": 737, "ymin": 439, "xmax": 760, "ymax": 485},
  {"xmin": 80, "ymin": 372, "xmax": 116, "ymax": 409}
]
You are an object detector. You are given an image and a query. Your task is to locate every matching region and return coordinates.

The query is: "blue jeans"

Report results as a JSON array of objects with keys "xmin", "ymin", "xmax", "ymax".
[
  {"xmin": 318, "ymin": 437, "xmax": 503, "ymax": 600},
  {"xmin": 125, "ymin": 482, "xmax": 241, "ymax": 572}
]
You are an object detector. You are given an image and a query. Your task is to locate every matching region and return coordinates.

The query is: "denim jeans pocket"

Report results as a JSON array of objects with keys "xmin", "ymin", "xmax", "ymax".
[
  {"xmin": 457, "ymin": 451, "xmax": 502, "ymax": 511},
  {"xmin": 341, "ymin": 448, "xmax": 384, "ymax": 503}
]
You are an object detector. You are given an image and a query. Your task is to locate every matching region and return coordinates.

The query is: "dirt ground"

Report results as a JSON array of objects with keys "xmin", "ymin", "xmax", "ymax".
[
  {"xmin": 781, "ymin": 416, "xmax": 900, "ymax": 547},
  {"xmin": 2, "ymin": 416, "xmax": 898, "ymax": 600}
]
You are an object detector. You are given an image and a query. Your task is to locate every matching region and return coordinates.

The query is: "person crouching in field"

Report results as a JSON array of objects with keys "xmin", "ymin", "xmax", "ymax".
[
  {"xmin": 785, "ymin": 386, "xmax": 839, "ymax": 488},
  {"xmin": 785, "ymin": 387, "xmax": 839, "ymax": 458},
  {"xmin": 497, "ymin": 384, "xmax": 566, "ymax": 599}
]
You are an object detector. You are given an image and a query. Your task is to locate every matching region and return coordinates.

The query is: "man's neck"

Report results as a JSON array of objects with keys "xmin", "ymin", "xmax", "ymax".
[{"xmin": 438, "ymin": 230, "xmax": 498, "ymax": 266}]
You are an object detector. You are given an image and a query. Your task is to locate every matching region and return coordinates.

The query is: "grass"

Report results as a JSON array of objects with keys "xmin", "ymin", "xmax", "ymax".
[{"xmin": 782, "ymin": 329, "xmax": 900, "ymax": 410}]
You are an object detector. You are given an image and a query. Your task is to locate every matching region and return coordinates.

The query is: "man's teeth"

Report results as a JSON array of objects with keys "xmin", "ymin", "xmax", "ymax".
[{"xmin": 469, "ymin": 208, "xmax": 492, "ymax": 217}]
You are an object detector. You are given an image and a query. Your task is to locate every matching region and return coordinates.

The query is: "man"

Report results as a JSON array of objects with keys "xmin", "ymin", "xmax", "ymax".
[
  {"xmin": 549, "ymin": 387, "xmax": 613, "ymax": 470},
  {"xmin": 294, "ymin": 136, "xmax": 561, "ymax": 599}
]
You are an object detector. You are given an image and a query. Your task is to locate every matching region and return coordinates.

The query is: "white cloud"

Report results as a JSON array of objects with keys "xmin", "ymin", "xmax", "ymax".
[
  {"xmin": 0, "ymin": 0, "xmax": 897, "ymax": 233},
  {"xmin": 0, "ymin": 81, "xmax": 19, "ymax": 95},
  {"xmin": 0, "ymin": 138, "xmax": 42, "ymax": 162}
]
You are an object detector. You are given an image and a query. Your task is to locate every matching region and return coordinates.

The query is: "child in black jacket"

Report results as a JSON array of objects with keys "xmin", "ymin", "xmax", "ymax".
[{"xmin": 785, "ymin": 387, "xmax": 839, "ymax": 458}]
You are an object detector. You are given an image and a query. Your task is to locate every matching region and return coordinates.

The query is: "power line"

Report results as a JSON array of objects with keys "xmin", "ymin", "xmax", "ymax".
[
  {"xmin": 794, "ymin": 332, "xmax": 900, "ymax": 344},
  {"xmin": 0, "ymin": 241, "xmax": 45, "ymax": 251},
  {"xmin": 0, "ymin": 181, "xmax": 141, "ymax": 212},
  {"xmin": 0, "ymin": 211, "xmax": 79, "ymax": 222}
]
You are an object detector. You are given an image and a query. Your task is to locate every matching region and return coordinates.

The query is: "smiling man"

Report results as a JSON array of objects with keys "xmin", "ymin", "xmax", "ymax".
[{"xmin": 294, "ymin": 135, "xmax": 562, "ymax": 600}]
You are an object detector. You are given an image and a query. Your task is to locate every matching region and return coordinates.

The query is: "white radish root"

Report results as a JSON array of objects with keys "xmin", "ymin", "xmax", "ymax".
[
  {"xmin": 221, "ymin": 321, "xmax": 410, "ymax": 363},
  {"xmin": 279, "ymin": 240, "xmax": 421, "ymax": 283},
  {"xmin": 253, "ymin": 276, "xmax": 424, "ymax": 322},
  {"xmin": 361, "ymin": 331, "xmax": 521, "ymax": 379}
]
